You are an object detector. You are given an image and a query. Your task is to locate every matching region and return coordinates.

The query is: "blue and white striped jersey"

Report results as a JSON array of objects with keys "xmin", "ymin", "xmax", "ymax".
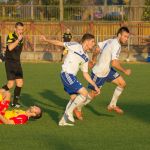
[
  {"xmin": 92, "ymin": 38, "xmax": 121, "ymax": 77},
  {"xmin": 62, "ymin": 42, "xmax": 89, "ymax": 76}
]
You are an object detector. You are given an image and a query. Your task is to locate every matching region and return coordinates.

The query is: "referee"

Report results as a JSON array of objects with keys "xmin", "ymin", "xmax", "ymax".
[
  {"xmin": 1, "ymin": 22, "xmax": 24, "ymax": 108},
  {"xmin": 60, "ymin": 28, "xmax": 72, "ymax": 62}
]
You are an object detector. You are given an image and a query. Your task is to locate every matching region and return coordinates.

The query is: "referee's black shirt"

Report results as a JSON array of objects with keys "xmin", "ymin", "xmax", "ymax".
[{"xmin": 5, "ymin": 32, "xmax": 23, "ymax": 62}]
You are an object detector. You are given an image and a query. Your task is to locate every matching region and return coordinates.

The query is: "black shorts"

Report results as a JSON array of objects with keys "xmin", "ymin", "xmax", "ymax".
[{"xmin": 5, "ymin": 61, "xmax": 23, "ymax": 80}]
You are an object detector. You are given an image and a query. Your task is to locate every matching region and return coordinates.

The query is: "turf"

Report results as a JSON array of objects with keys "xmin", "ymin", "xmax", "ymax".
[{"xmin": 0, "ymin": 62, "xmax": 150, "ymax": 150}]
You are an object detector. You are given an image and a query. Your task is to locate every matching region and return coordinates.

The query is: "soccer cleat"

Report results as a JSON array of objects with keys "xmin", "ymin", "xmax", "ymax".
[
  {"xmin": 64, "ymin": 112, "xmax": 75, "ymax": 123},
  {"xmin": 0, "ymin": 52, "xmax": 5, "ymax": 62},
  {"xmin": 107, "ymin": 105, "xmax": 124, "ymax": 114},
  {"xmin": 73, "ymin": 108, "xmax": 83, "ymax": 120},
  {"xmin": 58, "ymin": 115, "xmax": 74, "ymax": 126},
  {"xmin": 11, "ymin": 103, "xmax": 21, "ymax": 108},
  {"xmin": 59, "ymin": 121, "xmax": 74, "ymax": 126}
]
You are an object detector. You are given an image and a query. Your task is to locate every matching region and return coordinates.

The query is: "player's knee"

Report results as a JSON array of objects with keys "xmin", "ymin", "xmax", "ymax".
[
  {"xmin": 80, "ymin": 88, "xmax": 88, "ymax": 97},
  {"xmin": 17, "ymin": 83, "xmax": 23, "ymax": 87},
  {"xmin": 70, "ymin": 95, "xmax": 77, "ymax": 101},
  {"xmin": 89, "ymin": 90, "xmax": 96, "ymax": 99},
  {"xmin": 16, "ymin": 81, "xmax": 23, "ymax": 87},
  {"xmin": 2, "ymin": 85, "xmax": 10, "ymax": 91},
  {"xmin": 7, "ymin": 82, "xmax": 14, "ymax": 89},
  {"xmin": 82, "ymin": 91, "xmax": 88, "ymax": 97},
  {"xmin": 119, "ymin": 81, "xmax": 126, "ymax": 88},
  {"xmin": 5, "ymin": 91, "xmax": 11, "ymax": 99}
]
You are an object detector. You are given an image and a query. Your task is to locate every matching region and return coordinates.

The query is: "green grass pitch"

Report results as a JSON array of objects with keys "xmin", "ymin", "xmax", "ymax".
[{"xmin": 0, "ymin": 63, "xmax": 150, "ymax": 150}]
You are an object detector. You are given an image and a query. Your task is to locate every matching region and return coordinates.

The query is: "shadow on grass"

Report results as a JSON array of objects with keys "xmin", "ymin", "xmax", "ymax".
[
  {"xmin": 86, "ymin": 105, "xmax": 114, "ymax": 117},
  {"xmin": 21, "ymin": 90, "xmax": 114, "ymax": 124},
  {"xmin": 38, "ymin": 89, "xmax": 114, "ymax": 118},
  {"xmin": 39, "ymin": 89, "xmax": 67, "ymax": 108},
  {"xmin": 21, "ymin": 91, "xmax": 67, "ymax": 124},
  {"xmin": 123, "ymin": 102, "xmax": 150, "ymax": 123}
]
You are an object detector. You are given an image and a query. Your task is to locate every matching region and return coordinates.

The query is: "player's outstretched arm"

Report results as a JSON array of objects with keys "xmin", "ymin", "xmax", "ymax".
[
  {"xmin": 0, "ymin": 114, "xmax": 14, "ymax": 124},
  {"xmin": 40, "ymin": 35, "xmax": 64, "ymax": 47},
  {"xmin": 111, "ymin": 59, "xmax": 131, "ymax": 76}
]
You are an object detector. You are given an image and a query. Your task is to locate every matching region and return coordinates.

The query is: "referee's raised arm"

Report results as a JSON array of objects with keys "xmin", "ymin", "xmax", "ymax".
[{"xmin": 8, "ymin": 33, "xmax": 23, "ymax": 51}]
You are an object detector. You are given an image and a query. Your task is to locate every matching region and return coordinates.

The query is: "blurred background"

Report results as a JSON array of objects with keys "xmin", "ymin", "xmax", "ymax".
[{"xmin": 0, "ymin": 0, "xmax": 149, "ymax": 62}]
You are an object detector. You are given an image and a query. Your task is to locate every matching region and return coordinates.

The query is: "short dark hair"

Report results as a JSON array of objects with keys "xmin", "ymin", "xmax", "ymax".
[
  {"xmin": 117, "ymin": 27, "xmax": 129, "ymax": 36},
  {"xmin": 32, "ymin": 109, "xmax": 42, "ymax": 119},
  {"xmin": 15, "ymin": 22, "xmax": 24, "ymax": 28},
  {"xmin": 81, "ymin": 33, "xmax": 95, "ymax": 43}
]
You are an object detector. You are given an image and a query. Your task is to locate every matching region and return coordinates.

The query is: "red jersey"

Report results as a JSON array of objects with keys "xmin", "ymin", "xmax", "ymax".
[
  {"xmin": 9, "ymin": 114, "xmax": 28, "ymax": 124},
  {"xmin": 0, "ymin": 110, "xmax": 29, "ymax": 125}
]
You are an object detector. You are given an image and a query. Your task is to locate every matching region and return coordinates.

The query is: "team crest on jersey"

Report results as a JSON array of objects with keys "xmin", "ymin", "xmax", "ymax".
[{"xmin": 81, "ymin": 54, "xmax": 88, "ymax": 62}]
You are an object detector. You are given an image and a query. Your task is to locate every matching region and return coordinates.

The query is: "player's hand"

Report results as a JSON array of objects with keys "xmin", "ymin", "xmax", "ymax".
[
  {"xmin": 124, "ymin": 69, "xmax": 131, "ymax": 76},
  {"xmin": 88, "ymin": 61, "xmax": 95, "ymax": 69},
  {"xmin": 40, "ymin": 35, "xmax": 47, "ymax": 42},
  {"xmin": 94, "ymin": 85, "xmax": 100, "ymax": 95},
  {"xmin": 18, "ymin": 34, "xmax": 23, "ymax": 41},
  {"xmin": 95, "ymin": 46, "xmax": 101, "ymax": 53}
]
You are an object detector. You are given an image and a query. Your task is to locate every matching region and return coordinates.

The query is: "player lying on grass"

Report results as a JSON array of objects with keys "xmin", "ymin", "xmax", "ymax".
[
  {"xmin": 0, "ymin": 90, "xmax": 42, "ymax": 124},
  {"xmin": 74, "ymin": 27, "xmax": 132, "ymax": 120},
  {"xmin": 40, "ymin": 33, "xmax": 100, "ymax": 126}
]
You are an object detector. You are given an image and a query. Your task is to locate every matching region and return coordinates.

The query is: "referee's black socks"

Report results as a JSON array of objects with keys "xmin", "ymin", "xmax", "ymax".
[
  {"xmin": 13, "ymin": 86, "xmax": 22, "ymax": 104},
  {"xmin": 2, "ymin": 85, "xmax": 9, "ymax": 91}
]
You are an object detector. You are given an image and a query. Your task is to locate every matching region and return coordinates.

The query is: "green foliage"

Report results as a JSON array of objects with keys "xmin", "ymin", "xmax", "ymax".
[
  {"xmin": 44, "ymin": 0, "xmax": 59, "ymax": 5},
  {"xmin": 145, "ymin": 0, "xmax": 150, "ymax": 4},
  {"xmin": 143, "ymin": 0, "xmax": 150, "ymax": 21}
]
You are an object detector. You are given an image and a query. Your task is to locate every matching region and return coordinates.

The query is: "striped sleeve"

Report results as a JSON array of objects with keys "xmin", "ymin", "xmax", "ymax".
[{"xmin": 6, "ymin": 33, "xmax": 15, "ymax": 45}]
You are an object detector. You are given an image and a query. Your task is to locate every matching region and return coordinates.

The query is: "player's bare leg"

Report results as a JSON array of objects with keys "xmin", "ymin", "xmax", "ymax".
[
  {"xmin": 107, "ymin": 76, "xmax": 126, "ymax": 114},
  {"xmin": 74, "ymin": 89, "xmax": 99, "ymax": 120},
  {"xmin": 65, "ymin": 87, "xmax": 88, "ymax": 123},
  {"xmin": 59, "ymin": 94, "xmax": 77, "ymax": 126}
]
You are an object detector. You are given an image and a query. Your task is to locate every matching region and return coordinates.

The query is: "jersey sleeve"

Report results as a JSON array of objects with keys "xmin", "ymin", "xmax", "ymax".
[
  {"xmin": 6, "ymin": 33, "xmax": 15, "ymax": 45},
  {"xmin": 63, "ymin": 42, "xmax": 79, "ymax": 51},
  {"xmin": 80, "ymin": 61, "xmax": 88, "ymax": 72}
]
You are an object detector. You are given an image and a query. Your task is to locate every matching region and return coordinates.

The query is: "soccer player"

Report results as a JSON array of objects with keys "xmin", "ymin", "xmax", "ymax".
[
  {"xmin": 0, "ymin": 106, "xmax": 42, "ymax": 125},
  {"xmin": 61, "ymin": 28, "xmax": 72, "ymax": 62},
  {"xmin": 1, "ymin": 22, "xmax": 24, "ymax": 108},
  {"xmin": 0, "ymin": 90, "xmax": 42, "ymax": 125},
  {"xmin": 75, "ymin": 27, "xmax": 131, "ymax": 119},
  {"xmin": 40, "ymin": 33, "xmax": 100, "ymax": 126}
]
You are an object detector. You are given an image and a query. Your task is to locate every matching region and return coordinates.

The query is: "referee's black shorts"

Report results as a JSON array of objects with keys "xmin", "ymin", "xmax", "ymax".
[{"xmin": 5, "ymin": 60, "xmax": 23, "ymax": 80}]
